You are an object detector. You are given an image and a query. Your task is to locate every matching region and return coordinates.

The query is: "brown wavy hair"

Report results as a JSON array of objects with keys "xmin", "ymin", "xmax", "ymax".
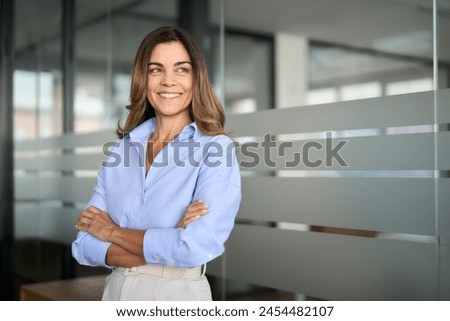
[{"xmin": 116, "ymin": 26, "xmax": 225, "ymax": 138}]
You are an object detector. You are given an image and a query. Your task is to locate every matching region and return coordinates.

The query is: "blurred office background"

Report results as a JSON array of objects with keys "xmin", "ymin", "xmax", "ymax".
[{"xmin": 1, "ymin": 0, "xmax": 450, "ymax": 300}]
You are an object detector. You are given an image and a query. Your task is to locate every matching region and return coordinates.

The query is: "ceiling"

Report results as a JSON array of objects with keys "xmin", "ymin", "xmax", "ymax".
[
  {"xmin": 218, "ymin": 0, "xmax": 450, "ymax": 61},
  {"xmin": 14, "ymin": 0, "xmax": 450, "ymax": 65}
]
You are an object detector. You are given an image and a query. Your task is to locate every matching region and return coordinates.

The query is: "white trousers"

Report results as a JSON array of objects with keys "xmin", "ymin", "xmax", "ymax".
[{"xmin": 102, "ymin": 264, "xmax": 212, "ymax": 301}]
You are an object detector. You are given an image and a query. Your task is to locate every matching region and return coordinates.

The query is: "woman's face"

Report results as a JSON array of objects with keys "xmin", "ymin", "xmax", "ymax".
[{"xmin": 147, "ymin": 41, "xmax": 193, "ymax": 119}]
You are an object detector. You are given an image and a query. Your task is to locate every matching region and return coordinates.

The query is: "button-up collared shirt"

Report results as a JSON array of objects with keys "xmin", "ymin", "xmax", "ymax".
[{"xmin": 72, "ymin": 117, "xmax": 242, "ymax": 268}]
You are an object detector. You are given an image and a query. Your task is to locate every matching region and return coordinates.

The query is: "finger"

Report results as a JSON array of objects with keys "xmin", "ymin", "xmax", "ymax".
[
  {"xmin": 186, "ymin": 199, "xmax": 204, "ymax": 209},
  {"xmin": 186, "ymin": 200, "xmax": 204, "ymax": 208},
  {"xmin": 75, "ymin": 223, "xmax": 87, "ymax": 230},
  {"xmin": 81, "ymin": 207, "xmax": 102, "ymax": 218},
  {"xmin": 83, "ymin": 208, "xmax": 110, "ymax": 221},
  {"xmin": 186, "ymin": 202, "xmax": 208, "ymax": 213},
  {"xmin": 77, "ymin": 217, "xmax": 91, "ymax": 226},
  {"xmin": 75, "ymin": 221, "xmax": 89, "ymax": 230},
  {"xmin": 184, "ymin": 207, "xmax": 208, "ymax": 218},
  {"xmin": 178, "ymin": 215, "xmax": 201, "ymax": 228},
  {"xmin": 75, "ymin": 216, "xmax": 84, "ymax": 224},
  {"xmin": 185, "ymin": 207, "xmax": 207, "ymax": 216},
  {"xmin": 86, "ymin": 206, "xmax": 101, "ymax": 213},
  {"xmin": 80, "ymin": 211, "xmax": 96, "ymax": 220}
]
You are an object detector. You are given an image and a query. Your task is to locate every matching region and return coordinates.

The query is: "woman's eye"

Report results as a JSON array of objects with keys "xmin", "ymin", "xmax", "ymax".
[
  {"xmin": 149, "ymin": 68, "xmax": 162, "ymax": 75},
  {"xmin": 176, "ymin": 67, "xmax": 189, "ymax": 74}
]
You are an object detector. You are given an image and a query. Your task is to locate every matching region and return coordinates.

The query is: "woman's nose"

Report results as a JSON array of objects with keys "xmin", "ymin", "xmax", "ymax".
[{"xmin": 161, "ymin": 71, "xmax": 176, "ymax": 86}]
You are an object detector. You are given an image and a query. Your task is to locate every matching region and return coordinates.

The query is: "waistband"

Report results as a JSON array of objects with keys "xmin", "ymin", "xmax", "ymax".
[{"xmin": 113, "ymin": 263, "xmax": 206, "ymax": 280}]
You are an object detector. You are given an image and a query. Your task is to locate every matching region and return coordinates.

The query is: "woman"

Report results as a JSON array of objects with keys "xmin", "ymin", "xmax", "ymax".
[{"xmin": 71, "ymin": 26, "xmax": 241, "ymax": 301}]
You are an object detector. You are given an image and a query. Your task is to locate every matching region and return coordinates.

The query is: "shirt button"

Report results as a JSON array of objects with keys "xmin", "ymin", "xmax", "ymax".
[
  {"xmin": 155, "ymin": 255, "xmax": 161, "ymax": 262},
  {"xmin": 169, "ymin": 258, "xmax": 176, "ymax": 264},
  {"xmin": 208, "ymin": 253, "xmax": 213, "ymax": 259}
]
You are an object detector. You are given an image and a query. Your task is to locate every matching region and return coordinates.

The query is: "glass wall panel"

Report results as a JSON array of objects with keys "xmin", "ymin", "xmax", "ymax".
[
  {"xmin": 13, "ymin": 0, "xmax": 64, "ymax": 289},
  {"xmin": 11, "ymin": 0, "xmax": 450, "ymax": 301},
  {"xmin": 436, "ymin": 0, "xmax": 450, "ymax": 300},
  {"xmin": 308, "ymin": 42, "xmax": 433, "ymax": 105},
  {"xmin": 437, "ymin": 0, "xmax": 450, "ymax": 90},
  {"xmin": 223, "ymin": 32, "xmax": 273, "ymax": 113},
  {"xmin": 74, "ymin": 0, "xmax": 178, "ymax": 133},
  {"xmin": 225, "ymin": 0, "xmax": 435, "ymax": 109},
  {"xmin": 14, "ymin": 0, "xmax": 63, "ymax": 139},
  {"xmin": 222, "ymin": 0, "xmax": 439, "ymax": 300}
]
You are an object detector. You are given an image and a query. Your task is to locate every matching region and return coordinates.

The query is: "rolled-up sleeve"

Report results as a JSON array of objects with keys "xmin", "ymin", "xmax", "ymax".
[
  {"xmin": 71, "ymin": 166, "xmax": 112, "ymax": 268},
  {"xmin": 143, "ymin": 137, "xmax": 242, "ymax": 267}
]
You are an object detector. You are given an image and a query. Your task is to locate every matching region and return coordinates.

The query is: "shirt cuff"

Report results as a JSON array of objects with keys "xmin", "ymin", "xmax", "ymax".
[
  {"xmin": 75, "ymin": 232, "xmax": 112, "ymax": 268},
  {"xmin": 143, "ymin": 228, "xmax": 180, "ymax": 266}
]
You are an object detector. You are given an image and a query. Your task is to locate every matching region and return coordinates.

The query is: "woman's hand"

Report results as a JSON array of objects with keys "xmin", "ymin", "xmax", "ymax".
[
  {"xmin": 75, "ymin": 206, "xmax": 118, "ymax": 242},
  {"xmin": 176, "ymin": 199, "xmax": 208, "ymax": 228}
]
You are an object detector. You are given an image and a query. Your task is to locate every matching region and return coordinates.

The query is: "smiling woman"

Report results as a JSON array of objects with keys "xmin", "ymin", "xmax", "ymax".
[
  {"xmin": 146, "ymin": 42, "xmax": 194, "ymax": 120},
  {"xmin": 71, "ymin": 26, "xmax": 242, "ymax": 301},
  {"xmin": 116, "ymin": 26, "xmax": 226, "ymax": 139}
]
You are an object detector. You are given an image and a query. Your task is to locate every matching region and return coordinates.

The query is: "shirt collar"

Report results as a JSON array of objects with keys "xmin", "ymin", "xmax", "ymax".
[
  {"xmin": 178, "ymin": 122, "xmax": 200, "ymax": 141},
  {"xmin": 127, "ymin": 117, "xmax": 202, "ymax": 143},
  {"xmin": 128, "ymin": 118, "xmax": 155, "ymax": 143}
]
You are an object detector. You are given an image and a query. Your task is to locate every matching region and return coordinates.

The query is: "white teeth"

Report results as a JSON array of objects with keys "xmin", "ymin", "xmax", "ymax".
[{"xmin": 159, "ymin": 93, "xmax": 180, "ymax": 99}]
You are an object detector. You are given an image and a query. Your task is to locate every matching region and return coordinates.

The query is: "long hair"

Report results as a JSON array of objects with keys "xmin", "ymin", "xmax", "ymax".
[{"xmin": 116, "ymin": 26, "xmax": 225, "ymax": 138}]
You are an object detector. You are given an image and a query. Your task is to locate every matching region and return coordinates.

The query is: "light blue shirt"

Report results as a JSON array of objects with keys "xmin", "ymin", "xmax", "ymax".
[{"xmin": 72, "ymin": 117, "xmax": 241, "ymax": 268}]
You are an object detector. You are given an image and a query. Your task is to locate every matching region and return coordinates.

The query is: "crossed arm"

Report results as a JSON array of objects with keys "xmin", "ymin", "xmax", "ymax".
[{"xmin": 74, "ymin": 200, "xmax": 208, "ymax": 267}]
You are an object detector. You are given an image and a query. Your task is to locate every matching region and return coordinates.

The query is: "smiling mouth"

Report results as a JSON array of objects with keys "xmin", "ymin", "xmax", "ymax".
[{"xmin": 159, "ymin": 93, "xmax": 181, "ymax": 99}]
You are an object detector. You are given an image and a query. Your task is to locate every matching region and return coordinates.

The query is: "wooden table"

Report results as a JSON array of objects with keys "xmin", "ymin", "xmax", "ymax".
[{"xmin": 20, "ymin": 275, "xmax": 106, "ymax": 301}]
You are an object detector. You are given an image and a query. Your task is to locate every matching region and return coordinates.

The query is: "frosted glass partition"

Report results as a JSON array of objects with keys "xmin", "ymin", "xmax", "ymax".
[
  {"xmin": 437, "ymin": 0, "xmax": 450, "ymax": 300},
  {"xmin": 14, "ymin": 131, "xmax": 115, "ymax": 243},
  {"xmin": 14, "ymin": 89, "xmax": 450, "ymax": 299},
  {"xmin": 206, "ymin": 90, "xmax": 446, "ymax": 300}
]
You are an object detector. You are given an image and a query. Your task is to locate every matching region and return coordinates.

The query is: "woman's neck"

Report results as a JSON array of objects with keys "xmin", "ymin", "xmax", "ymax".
[{"xmin": 152, "ymin": 113, "xmax": 192, "ymax": 142}]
